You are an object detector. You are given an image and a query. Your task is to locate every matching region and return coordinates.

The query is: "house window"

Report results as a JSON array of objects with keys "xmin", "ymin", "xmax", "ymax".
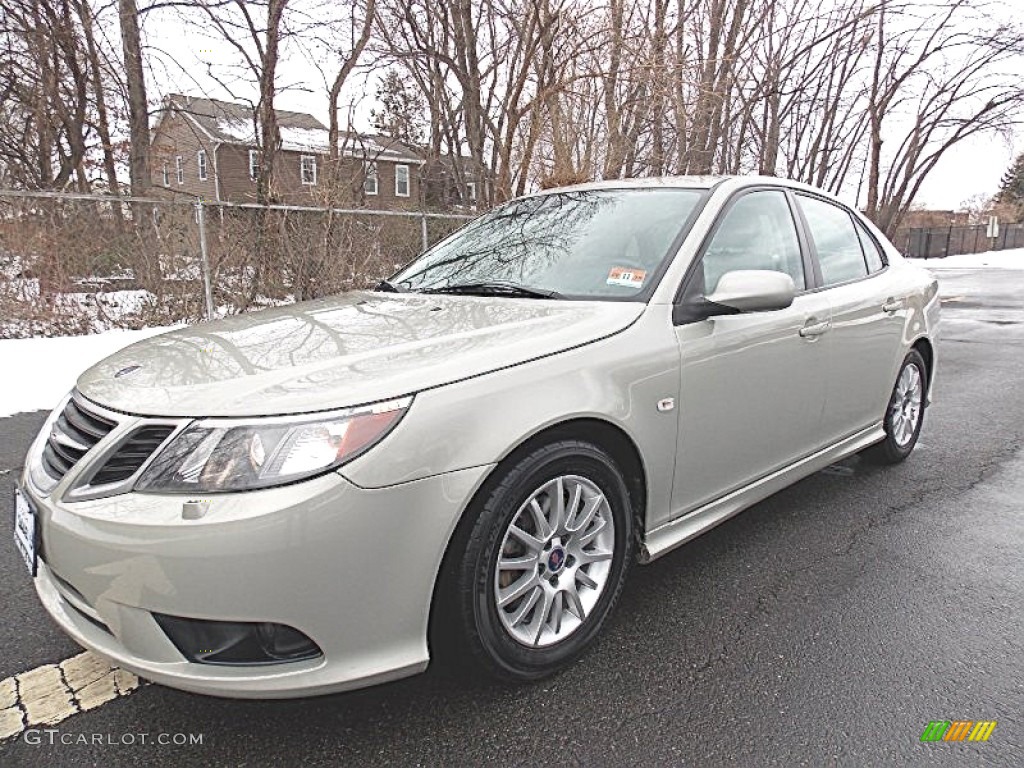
[
  {"xmin": 197, "ymin": 150, "xmax": 208, "ymax": 181},
  {"xmin": 395, "ymin": 164, "xmax": 410, "ymax": 197},
  {"xmin": 363, "ymin": 162, "xmax": 378, "ymax": 195},
  {"xmin": 162, "ymin": 163, "xmax": 169, "ymax": 187},
  {"xmin": 466, "ymin": 182, "xmax": 477, "ymax": 202},
  {"xmin": 175, "ymin": 156, "xmax": 184, "ymax": 184},
  {"xmin": 249, "ymin": 149, "xmax": 260, "ymax": 181},
  {"xmin": 300, "ymin": 155, "xmax": 317, "ymax": 186}
]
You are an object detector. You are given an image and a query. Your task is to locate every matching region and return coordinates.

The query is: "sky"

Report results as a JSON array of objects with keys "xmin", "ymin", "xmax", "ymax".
[{"xmin": 138, "ymin": 5, "xmax": 1022, "ymax": 213}]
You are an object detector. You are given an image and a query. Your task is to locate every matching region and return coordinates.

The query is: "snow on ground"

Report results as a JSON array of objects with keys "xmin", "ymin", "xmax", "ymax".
[
  {"xmin": 922, "ymin": 248, "xmax": 1024, "ymax": 270},
  {"xmin": 0, "ymin": 325, "xmax": 177, "ymax": 417}
]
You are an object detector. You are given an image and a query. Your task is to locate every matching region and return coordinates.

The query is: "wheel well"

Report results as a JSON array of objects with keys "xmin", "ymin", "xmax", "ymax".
[
  {"xmin": 427, "ymin": 418, "xmax": 648, "ymax": 657},
  {"xmin": 500, "ymin": 418, "xmax": 649, "ymax": 534},
  {"xmin": 912, "ymin": 337, "xmax": 934, "ymax": 387}
]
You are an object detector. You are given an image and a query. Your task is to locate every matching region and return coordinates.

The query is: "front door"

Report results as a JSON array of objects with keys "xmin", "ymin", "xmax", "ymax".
[{"xmin": 670, "ymin": 189, "xmax": 831, "ymax": 517}]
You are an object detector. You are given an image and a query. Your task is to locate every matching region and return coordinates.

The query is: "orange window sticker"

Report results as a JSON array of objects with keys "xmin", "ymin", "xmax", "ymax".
[{"xmin": 607, "ymin": 266, "xmax": 647, "ymax": 288}]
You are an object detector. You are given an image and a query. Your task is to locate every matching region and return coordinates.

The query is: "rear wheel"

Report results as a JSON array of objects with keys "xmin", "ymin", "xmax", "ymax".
[
  {"xmin": 434, "ymin": 440, "xmax": 633, "ymax": 681},
  {"xmin": 863, "ymin": 349, "xmax": 927, "ymax": 465}
]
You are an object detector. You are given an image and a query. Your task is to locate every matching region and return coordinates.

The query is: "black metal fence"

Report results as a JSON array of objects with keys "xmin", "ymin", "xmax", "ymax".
[{"xmin": 902, "ymin": 223, "xmax": 1024, "ymax": 259}]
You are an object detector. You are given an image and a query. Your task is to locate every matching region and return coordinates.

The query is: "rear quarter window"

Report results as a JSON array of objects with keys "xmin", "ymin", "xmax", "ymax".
[{"xmin": 854, "ymin": 218, "xmax": 887, "ymax": 273}]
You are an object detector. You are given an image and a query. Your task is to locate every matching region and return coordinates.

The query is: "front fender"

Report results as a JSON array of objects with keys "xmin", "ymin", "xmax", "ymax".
[{"xmin": 339, "ymin": 309, "xmax": 681, "ymax": 531}]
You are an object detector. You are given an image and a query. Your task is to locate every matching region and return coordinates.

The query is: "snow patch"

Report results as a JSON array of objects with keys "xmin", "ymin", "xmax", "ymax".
[
  {"xmin": 923, "ymin": 248, "xmax": 1024, "ymax": 270},
  {"xmin": 216, "ymin": 118, "xmax": 255, "ymax": 143},
  {"xmin": 0, "ymin": 325, "xmax": 178, "ymax": 417},
  {"xmin": 279, "ymin": 126, "xmax": 331, "ymax": 153}
]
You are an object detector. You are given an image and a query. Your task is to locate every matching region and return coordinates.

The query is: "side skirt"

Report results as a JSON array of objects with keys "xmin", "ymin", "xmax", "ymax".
[{"xmin": 638, "ymin": 424, "xmax": 885, "ymax": 563}]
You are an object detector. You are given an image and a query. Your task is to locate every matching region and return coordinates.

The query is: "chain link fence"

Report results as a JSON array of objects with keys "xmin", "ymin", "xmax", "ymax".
[
  {"xmin": 901, "ymin": 222, "xmax": 1024, "ymax": 259},
  {"xmin": 0, "ymin": 190, "xmax": 473, "ymax": 338}
]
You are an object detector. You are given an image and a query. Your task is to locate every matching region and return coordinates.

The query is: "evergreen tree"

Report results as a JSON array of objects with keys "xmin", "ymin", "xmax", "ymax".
[
  {"xmin": 997, "ymin": 152, "xmax": 1024, "ymax": 206},
  {"xmin": 370, "ymin": 71, "xmax": 426, "ymax": 146}
]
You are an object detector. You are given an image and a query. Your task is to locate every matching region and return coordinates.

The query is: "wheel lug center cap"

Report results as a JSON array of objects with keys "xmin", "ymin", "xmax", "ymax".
[{"xmin": 547, "ymin": 546, "xmax": 567, "ymax": 574}]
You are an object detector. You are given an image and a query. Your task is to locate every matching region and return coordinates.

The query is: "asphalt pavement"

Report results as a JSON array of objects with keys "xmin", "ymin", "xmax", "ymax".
[{"xmin": 1, "ymin": 265, "xmax": 1021, "ymax": 767}]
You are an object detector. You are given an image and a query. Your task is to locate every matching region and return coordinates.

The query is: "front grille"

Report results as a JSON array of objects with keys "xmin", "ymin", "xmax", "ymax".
[
  {"xmin": 41, "ymin": 397, "xmax": 117, "ymax": 481},
  {"xmin": 90, "ymin": 425, "xmax": 175, "ymax": 485}
]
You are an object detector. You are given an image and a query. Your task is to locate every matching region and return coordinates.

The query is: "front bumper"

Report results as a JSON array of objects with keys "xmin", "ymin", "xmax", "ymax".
[{"xmin": 25, "ymin": 464, "xmax": 490, "ymax": 698}]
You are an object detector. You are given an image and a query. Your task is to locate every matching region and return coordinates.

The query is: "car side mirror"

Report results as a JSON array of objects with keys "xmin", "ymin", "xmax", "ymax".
[{"xmin": 674, "ymin": 270, "xmax": 796, "ymax": 324}]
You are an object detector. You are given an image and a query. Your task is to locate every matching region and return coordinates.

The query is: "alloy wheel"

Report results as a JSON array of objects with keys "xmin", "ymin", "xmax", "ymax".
[
  {"xmin": 493, "ymin": 475, "xmax": 616, "ymax": 647},
  {"xmin": 890, "ymin": 362, "xmax": 923, "ymax": 447}
]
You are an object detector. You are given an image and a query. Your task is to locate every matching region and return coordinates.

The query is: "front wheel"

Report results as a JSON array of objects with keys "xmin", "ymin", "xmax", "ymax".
[
  {"xmin": 863, "ymin": 349, "xmax": 928, "ymax": 465},
  {"xmin": 435, "ymin": 440, "xmax": 634, "ymax": 681}
]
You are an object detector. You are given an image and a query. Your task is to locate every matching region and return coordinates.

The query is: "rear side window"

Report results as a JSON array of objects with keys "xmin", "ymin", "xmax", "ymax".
[
  {"xmin": 797, "ymin": 195, "xmax": 868, "ymax": 286},
  {"xmin": 854, "ymin": 218, "xmax": 886, "ymax": 273},
  {"xmin": 700, "ymin": 190, "xmax": 805, "ymax": 294}
]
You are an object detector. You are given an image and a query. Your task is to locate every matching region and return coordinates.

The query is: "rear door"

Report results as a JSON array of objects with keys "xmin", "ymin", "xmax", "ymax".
[
  {"xmin": 793, "ymin": 194, "xmax": 907, "ymax": 444},
  {"xmin": 670, "ymin": 188, "xmax": 832, "ymax": 517}
]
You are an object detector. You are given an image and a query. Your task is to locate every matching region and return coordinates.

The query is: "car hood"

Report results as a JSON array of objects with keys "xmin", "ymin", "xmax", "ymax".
[{"xmin": 76, "ymin": 292, "xmax": 643, "ymax": 417}]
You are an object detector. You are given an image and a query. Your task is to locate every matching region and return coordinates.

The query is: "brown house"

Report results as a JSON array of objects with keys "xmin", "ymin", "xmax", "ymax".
[{"xmin": 150, "ymin": 94, "xmax": 425, "ymax": 209}]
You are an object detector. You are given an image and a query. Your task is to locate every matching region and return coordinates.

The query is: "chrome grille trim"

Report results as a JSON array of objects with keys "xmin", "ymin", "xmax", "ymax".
[
  {"xmin": 28, "ymin": 390, "xmax": 190, "ymax": 502},
  {"xmin": 37, "ymin": 393, "xmax": 117, "ymax": 487},
  {"xmin": 65, "ymin": 418, "xmax": 187, "ymax": 502}
]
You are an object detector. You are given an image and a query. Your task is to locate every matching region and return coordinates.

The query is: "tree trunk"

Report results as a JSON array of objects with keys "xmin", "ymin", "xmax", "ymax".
[{"xmin": 118, "ymin": 0, "xmax": 149, "ymax": 196}]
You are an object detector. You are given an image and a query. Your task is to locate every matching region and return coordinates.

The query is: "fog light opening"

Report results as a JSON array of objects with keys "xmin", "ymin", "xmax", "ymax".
[{"xmin": 153, "ymin": 613, "xmax": 322, "ymax": 665}]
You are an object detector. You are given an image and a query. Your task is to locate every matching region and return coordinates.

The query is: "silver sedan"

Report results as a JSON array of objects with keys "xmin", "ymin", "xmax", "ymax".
[{"xmin": 16, "ymin": 176, "xmax": 939, "ymax": 697}]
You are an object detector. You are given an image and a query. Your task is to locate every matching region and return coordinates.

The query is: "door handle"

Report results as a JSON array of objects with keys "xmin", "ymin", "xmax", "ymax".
[
  {"xmin": 799, "ymin": 319, "xmax": 831, "ymax": 338},
  {"xmin": 882, "ymin": 298, "xmax": 903, "ymax": 314}
]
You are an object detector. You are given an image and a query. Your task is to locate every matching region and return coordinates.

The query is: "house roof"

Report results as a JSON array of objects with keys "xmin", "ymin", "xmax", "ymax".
[{"xmin": 162, "ymin": 94, "xmax": 423, "ymax": 163}]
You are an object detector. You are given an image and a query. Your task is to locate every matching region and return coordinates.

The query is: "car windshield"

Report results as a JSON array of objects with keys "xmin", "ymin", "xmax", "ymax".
[{"xmin": 391, "ymin": 188, "xmax": 707, "ymax": 300}]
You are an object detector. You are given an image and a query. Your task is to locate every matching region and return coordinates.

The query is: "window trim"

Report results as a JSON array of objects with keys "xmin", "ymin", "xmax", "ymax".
[
  {"xmin": 161, "ymin": 162, "xmax": 169, "ymax": 187},
  {"xmin": 197, "ymin": 150, "xmax": 208, "ymax": 181},
  {"xmin": 673, "ymin": 185, "xmax": 812, "ymax": 323},
  {"xmin": 300, "ymin": 154, "xmax": 317, "ymax": 186},
  {"xmin": 792, "ymin": 191, "xmax": 887, "ymax": 292},
  {"xmin": 248, "ymin": 149, "xmax": 260, "ymax": 182},
  {"xmin": 394, "ymin": 163, "xmax": 410, "ymax": 197},
  {"xmin": 466, "ymin": 181, "xmax": 477, "ymax": 202},
  {"xmin": 175, "ymin": 155, "xmax": 184, "ymax": 185},
  {"xmin": 363, "ymin": 161, "xmax": 378, "ymax": 196}
]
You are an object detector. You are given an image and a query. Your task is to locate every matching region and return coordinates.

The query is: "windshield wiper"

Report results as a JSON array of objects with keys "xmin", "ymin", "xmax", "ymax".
[
  {"xmin": 374, "ymin": 279, "xmax": 406, "ymax": 293},
  {"xmin": 421, "ymin": 281, "xmax": 565, "ymax": 300}
]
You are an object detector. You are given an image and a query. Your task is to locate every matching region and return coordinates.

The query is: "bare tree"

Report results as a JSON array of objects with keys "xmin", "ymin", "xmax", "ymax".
[
  {"xmin": 118, "ymin": 0, "xmax": 149, "ymax": 196},
  {"xmin": 864, "ymin": 0, "xmax": 1024, "ymax": 235},
  {"xmin": 327, "ymin": 0, "xmax": 376, "ymax": 161}
]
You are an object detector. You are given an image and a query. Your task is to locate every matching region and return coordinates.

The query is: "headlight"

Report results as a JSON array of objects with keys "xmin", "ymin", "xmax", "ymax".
[{"xmin": 136, "ymin": 397, "xmax": 411, "ymax": 493}]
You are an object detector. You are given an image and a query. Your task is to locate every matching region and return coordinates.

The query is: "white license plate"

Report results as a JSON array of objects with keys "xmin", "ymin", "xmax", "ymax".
[{"xmin": 14, "ymin": 488, "xmax": 37, "ymax": 576}]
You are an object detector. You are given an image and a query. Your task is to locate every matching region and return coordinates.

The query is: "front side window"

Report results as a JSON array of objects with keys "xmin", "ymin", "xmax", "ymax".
[
  {"xmin": 393, "ymin": 188, "xmax": 706, "ymax": 300},
  {"xmin": 363, "ymin": 161, "xmax": 378, "ymax": 195},
  {"xmin": 175, "ymin": 156, "xmax": 184, "ymax": 185},
  {"xmin": 249, "ymin": 150, "xmax": 260, "ymax": 181},
  {"xmin": 197, "ymin": 150, "xmax": 207, "ymax": 181},
  {"xmin": 797, "ymin": 195, "xmax": 868, "ymax": 285},
  {"xmin": 466, "ymin": 182, "xmax": 477, "ymax": 202},
  {"xmin": 300, "ymin": 155, "xmax": 317, "ymax": 186},
  {"xmin": 162, "ymin": 163, "xmax": 169, "ymax": 187},
  {"xmin": 395, "ymin": 164, "xmax": 410, "ymax": 197},
  {"xmin": 699, "ymin": 190, "xmax": 805, "ymax": 295}
]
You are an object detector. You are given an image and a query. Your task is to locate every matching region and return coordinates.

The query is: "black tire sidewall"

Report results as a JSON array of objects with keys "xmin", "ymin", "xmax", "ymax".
[{"xmin": 461, "ymin": 441, "xmax": 633, "ymax": 679}]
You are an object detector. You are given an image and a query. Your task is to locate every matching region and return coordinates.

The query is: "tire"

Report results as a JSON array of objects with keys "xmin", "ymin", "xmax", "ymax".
[
  {"xmin": 863, "ymin": 349, "xmax": 928, "ymax": 465},
  {"xmin": 432, "ymin": 439, "xmax": 634, "ymax": 681}
]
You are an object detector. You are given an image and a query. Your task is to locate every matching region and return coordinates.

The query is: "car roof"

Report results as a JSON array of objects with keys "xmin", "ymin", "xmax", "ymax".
[{"xmin": 520, "ymin": 175, "xmax": 834, "ymax": 197}]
